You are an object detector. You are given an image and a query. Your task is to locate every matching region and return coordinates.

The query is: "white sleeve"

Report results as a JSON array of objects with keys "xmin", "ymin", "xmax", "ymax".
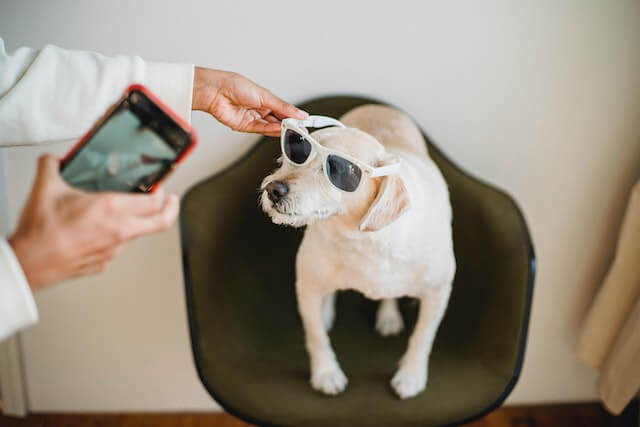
[
  {"xmin": 0, "ymin": 38, "xmax": 194, "ymax": 146},
  {"xmin": 0, "ymin": 39, "xmax": 194, "ymax": 339},
  {"xmin": 0, "ymin": 239, "xmax": 37, "ymax": 342}
]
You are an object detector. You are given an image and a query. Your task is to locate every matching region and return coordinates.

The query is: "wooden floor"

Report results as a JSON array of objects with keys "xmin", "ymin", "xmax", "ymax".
[{"xmin": 0, "ymin": 403, "xmax": 637, "ymax": 427}]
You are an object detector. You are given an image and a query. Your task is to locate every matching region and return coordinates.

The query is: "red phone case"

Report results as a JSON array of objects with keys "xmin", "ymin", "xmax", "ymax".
[{"xmin": 60, "ymin": 84, "xmax": 198, "ymax": 193}]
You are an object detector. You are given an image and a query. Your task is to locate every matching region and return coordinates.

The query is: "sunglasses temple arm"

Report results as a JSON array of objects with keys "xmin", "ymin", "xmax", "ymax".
[
  {"xmin": 300, "ymin": 116, "xmax": 346, "ymax": 128},
  {"xmin": 370, "ymin": 162, "xmax": 401, "ymax": 177}
]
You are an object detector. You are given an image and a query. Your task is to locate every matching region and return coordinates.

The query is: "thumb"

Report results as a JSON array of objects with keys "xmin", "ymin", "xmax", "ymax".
[
  {"xmin": 36, "ymin": 154, "xmax": 61, "ymax": 180},
  {"xmin": 34, "ymin": 154, "xmax": 68, "ymax": 191},
  {"xmin": 22, "ymin": 155, "xmax": 66, "ymax": 214}
]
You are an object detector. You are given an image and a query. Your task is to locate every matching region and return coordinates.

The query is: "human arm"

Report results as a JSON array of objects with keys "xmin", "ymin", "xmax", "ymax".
[
  {"xmin": 0, "ymin": 39, "xmax": 306, "ymax": 145},
  {"xmin": 0, "ymin": 39, "xmax": 304, "ymax": 340}
]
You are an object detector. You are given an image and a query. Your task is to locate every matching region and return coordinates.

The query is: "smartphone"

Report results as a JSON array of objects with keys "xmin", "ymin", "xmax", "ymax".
[{"xmin": 60, "ymin": 84, "xmax": 197, "ymax": 193}]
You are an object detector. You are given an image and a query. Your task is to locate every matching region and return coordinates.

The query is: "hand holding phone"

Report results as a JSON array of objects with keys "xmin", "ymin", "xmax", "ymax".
[
  {"xmin": 9, "ymin": 155, "xmax": 179, "ymax": 289},
  {"xmin": 60, "ymin": 84, "xmax": 197, "ymax": 193}
]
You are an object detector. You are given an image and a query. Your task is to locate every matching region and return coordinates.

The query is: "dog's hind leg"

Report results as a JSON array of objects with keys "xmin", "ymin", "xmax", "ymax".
[
  {"xmin": 376, "ymin": 298, "xmax": 404, "ymax": 336},
  {"xmin": 297, "ymin": 287, "xmax": 347, "ymax": 395},
  {"xmin": 322, "ymin": 292, "xmax": 336, "ymax": 332},
  {"xmin": 391, "ymin": 284, "xmax": 451, "ymax": 399}
]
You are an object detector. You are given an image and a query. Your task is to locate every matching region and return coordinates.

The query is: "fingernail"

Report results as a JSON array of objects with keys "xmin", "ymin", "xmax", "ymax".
[{"xmin": 297, "ymin": 109, "xmax": 309, "ymax": 118}]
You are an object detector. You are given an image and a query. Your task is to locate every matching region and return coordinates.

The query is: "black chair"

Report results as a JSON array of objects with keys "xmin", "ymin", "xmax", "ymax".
[{"xmin": 180, "ymin": 96, "xmax": 535, "ymax": 427}]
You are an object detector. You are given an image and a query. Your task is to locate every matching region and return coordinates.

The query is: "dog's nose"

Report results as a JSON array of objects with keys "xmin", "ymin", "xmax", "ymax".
[{"xmin": 266, "ymin": 181, "xmax": 289, "ymax": 203}]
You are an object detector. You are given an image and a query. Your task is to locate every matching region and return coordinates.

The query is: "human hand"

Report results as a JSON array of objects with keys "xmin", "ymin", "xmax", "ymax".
[
  {"xmin": 8, "ymin": 155, "xmax": 179, "ymax": 290},
  {"xmin": 192, "ymin": 67, "xmax": 307, "ymax": 137}
]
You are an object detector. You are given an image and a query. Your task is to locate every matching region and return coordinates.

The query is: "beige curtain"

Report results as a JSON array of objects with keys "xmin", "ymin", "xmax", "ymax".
[{"xmin": 577, "ymin": 180, "xmax": 640, "ymax": 415}]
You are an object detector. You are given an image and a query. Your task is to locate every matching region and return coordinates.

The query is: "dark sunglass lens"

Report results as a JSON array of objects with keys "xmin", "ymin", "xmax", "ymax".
[
  {"xmin": 284, "ymin": 130, "xmax": 312, "ymax": 164},
  {"xmin": 325, "ymin": 155, "xmax": 362, "ymax": 192}
]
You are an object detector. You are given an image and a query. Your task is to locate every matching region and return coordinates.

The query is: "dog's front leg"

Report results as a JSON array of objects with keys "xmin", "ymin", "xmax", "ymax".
[
  {"xmin": 297, "ymin": 287, "xmax": 347, "ymax": 395},
  {"xmin": 391, "ymin": 285, "xmax": 451, "ymax": 399}
]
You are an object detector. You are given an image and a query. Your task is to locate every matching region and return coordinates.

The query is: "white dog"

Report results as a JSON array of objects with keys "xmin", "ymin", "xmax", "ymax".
[{"xmin": 260, "ymin": 104, "xmax": 455, "ymax": 399}]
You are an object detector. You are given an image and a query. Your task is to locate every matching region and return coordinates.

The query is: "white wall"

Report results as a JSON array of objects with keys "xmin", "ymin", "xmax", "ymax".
[{"xmin": 1, "ymin": 0, "xmax": 640, "ymax": 412}]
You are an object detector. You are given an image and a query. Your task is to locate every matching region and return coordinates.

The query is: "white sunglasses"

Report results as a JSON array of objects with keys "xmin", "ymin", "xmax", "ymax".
[{"xmin": 280, "ymin": 116, "xmax": 400, "ymax": 192}]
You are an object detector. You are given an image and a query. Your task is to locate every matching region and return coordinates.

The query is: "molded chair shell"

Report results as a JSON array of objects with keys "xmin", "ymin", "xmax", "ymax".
[{"xmin": 180, "ymin": 96, "xmax": 535, "ymax": 427}]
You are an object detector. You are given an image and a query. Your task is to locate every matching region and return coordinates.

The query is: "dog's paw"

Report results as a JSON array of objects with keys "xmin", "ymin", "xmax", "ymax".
[
  {"xmin": 391, "ymin": 365, "xmax": 427, "ymax": 399},
  {"xmin": 376, "ymin": 305, "xmax": 404, "ymax": 337},
  {"xmin": 311, "ymin": 366, "xmax": 348, "ymax": 395}
]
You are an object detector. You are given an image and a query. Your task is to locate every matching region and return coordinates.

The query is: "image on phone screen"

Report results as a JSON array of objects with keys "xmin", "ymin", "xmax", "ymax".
[{"xmin": 61, "ymin": 106, "xmax": 178, "ymax": 192}]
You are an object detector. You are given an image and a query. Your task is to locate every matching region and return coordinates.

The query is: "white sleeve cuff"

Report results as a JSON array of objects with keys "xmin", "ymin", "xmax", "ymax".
[
  {"xmin": 0, "ymin": 239, "xmax": 38, "ymax": 341},
  {"xmin": 144, "ymin": 61, "xmax": 194, "ymax": 125}
]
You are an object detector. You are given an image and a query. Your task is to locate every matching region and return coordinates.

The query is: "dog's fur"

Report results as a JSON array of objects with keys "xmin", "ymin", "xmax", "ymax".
[{"xmin": 260, "ymin": 105, "xmax": 455, "ymax": 399}]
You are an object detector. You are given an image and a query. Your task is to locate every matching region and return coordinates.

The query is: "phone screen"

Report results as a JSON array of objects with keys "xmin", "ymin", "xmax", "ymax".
[{"xmin": 61, "ymin": 90, "xmax": 190, "ymax": 192}]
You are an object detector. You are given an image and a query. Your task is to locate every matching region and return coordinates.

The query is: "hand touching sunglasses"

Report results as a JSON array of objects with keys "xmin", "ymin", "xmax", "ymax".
[{"xmin": 280, "ymin": 116, "xmax": 400, "ymax": 192}]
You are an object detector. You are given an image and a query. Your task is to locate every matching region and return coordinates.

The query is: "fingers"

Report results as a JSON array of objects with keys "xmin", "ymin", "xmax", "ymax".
[
  {"xmin": 237, "ymin": 110, "xmax": 282, "ymax": 136},
  {"xmin": 242, "ymin": 120, "xmax": 282, "ymax": 137},
  {"xmin": 259, "ymin": 88, "xmax": 307, "ymax": 120},
  {"xmin": 255, "ymin": 108, "xmax": 283, "ymax": 124},
  {"xmin": 69, "ymin": 260, "xmax": 111, "ymax": 279},
  {"xmin": 121, "ymin": 193, "xmax": 179, "ymax": 240},
  {"xmin": 71, "ymin": 245, "xmax": 121, "ymax": 271},
  {"xmin": 61, "ymin": 243, "xmax": 122, "ymax": 280},
  {"xmin": 98, "ymin": 192, "xmax": 178, "ymax": 241},
  {"xmin": 100, "ymin": 191, "xmax": 168, "ymax": 218},
  {"xmin": 264, "ymin": 114, "xmax": 280, "ymax": 124},
  {"xmin": 58, "ymin": 193, "xmax": 178, "ymax": 280}
]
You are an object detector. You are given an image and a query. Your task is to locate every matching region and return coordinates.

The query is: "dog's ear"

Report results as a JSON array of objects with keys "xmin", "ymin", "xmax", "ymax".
[{"xmin": 359, "ymin": 158, "xmax": 410, "ymax": 232}]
